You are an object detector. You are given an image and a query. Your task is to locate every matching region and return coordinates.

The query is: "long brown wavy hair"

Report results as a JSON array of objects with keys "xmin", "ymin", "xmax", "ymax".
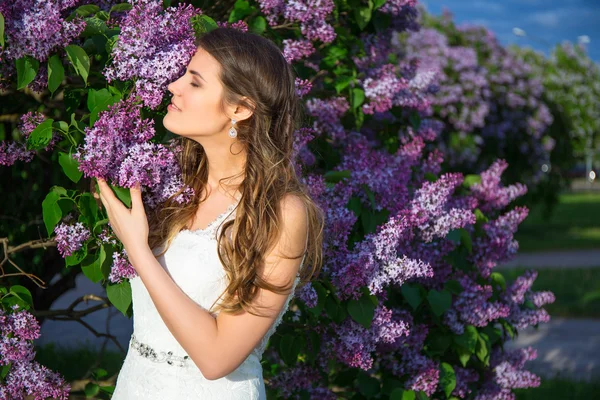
[{"xmin": 147, "ymin": 28, "xmax": 324, "ymax": 317}]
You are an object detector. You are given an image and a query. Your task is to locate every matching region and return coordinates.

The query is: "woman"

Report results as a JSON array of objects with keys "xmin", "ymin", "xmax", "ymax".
[{"xmin": 96, "ymin": 27, "xmax": 324, "ymax": 399}]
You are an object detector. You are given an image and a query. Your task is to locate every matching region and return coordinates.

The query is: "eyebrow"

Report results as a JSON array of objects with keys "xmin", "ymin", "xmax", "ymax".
[{"xmin": 187, "ymin": 68, "xmax": 206, "ymax": 83}]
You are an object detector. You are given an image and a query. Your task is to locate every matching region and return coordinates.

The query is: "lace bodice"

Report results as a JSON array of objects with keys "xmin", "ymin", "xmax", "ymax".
[{"xmin": 111, "ymin": 199, "xmax": 306, "ymax": 399}]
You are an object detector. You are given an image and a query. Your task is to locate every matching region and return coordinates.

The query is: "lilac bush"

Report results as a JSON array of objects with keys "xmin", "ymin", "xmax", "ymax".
[
  {"xmin": 0, "ymin": 0, "xmax": 557, "ymax": 398},
  {"xmin": 396, "ymin": 10, "xmax": 561, "ymax": 212}
]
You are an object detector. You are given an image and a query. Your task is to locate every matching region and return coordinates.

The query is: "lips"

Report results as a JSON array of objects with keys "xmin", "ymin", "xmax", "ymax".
[{"xmin": 170, "ymin": 101, "xmax": 181, "ymax": 111}]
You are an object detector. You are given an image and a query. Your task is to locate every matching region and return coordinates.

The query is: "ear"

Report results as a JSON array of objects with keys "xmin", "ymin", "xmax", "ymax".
[{"xmin": 229, "ymin": 96, "xmax": 255, "ymax": 123}]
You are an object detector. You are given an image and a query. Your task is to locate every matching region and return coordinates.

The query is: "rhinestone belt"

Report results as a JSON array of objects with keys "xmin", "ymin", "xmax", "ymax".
[{"xmin": 130, "ymin": 334, "xmax": 191, "ymax": 367}]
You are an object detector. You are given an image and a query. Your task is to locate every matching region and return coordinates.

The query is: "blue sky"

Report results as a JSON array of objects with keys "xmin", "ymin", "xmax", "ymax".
[{"xmin": 420, "ymin": 0, "xmax": 600, "ymax": 62}]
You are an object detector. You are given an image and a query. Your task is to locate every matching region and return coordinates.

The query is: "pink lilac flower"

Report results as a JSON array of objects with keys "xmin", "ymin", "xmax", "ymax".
[
  {"xmin": 331, "ymin": 305, "xmax": 410, "ymax": 370},
  {"xmin": 283, "ymin": 39, "xmax": 315, "ymax": 63},
  {"xmin": 53, "ymin": 221, "xmax": 91, "ymax": 258},
  {"xmin": 73, "ymin": 97, "xmax": 155, "ymax": 180},
  {"xmin": 471, "ymin": 160, "xmax": 528, "ymax": 214},
  {"xmin": 470, "ymin": 207, "xmax": 529, "ymax": 278},
  {"xmin": 294, "ymin": 77, "xmax": 313, "ymax": 98},
  {"xmin": 108, "ymin": 249, "xmax": 138, "ymax": 283},
  {"xmin": 453, "ymin": 273, "xmax": 511, "ymax": 327},
  {"xmin": 0, "ymin": 307, "xmax": 70, "ymax": 399},
  {"xmin": 102, "ymin": 0, "xmax": 199, "ymax": 109}
]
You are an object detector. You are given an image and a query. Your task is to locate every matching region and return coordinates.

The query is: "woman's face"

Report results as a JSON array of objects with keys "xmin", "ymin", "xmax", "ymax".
[{"xmin": 163, "ymin": 47, "xmax": 230, "ymax": 140}]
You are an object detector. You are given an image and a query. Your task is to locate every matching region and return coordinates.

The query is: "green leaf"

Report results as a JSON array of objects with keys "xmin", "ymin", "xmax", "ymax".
[
  {"xmin": 446, "ymin": 229, "xmax": 461, "ymax": 244},
  {"xmin": 490, "ymin": 272, "xmax": 506, "ymax": 292},
  {"xmin": 58, "ymin": 152, "xmax": 83, "ymax": 183},
  {"xmin": 390, "ymin": 388, "xmax": 416, "ymax": 400},
  {"xmin": 335, "ymin": 75, "xmax": 353, "ymax": 93},
  {"xmin": 347, "ymin": 292, "xmax": 376, "ymax": 329},
  {"xmin": 16, "ymin": 56, "xmax": 40, "ymax": 90},
  {"xmin": 65, "ymin": 243, "xmax": 88, "ymax": 267},
  {"xmin": 87, "ymin": 88, "xmax": 120, "ymax": 126},
  {"xmin": 427, "ymin": 289, "xmax": 452, "ymax": 317},
  {"xmin": 42, "ymin": 191, "xmax": 62, "ymax": 236},
  {"xmin": 454, "ymin": 325, "xmax": 478, "ymax": 353},
  {"xmin": 279, "ymin": 333, "xmax": 304, "ymax": 365},
  {"xmin": 439, "ymin": 363, "xmax": 456, "ymax": 398},
  {"xmin": 9, "ymin": 285, "xmax": 34, "ymax": 308},
  {"xmin": 356, "ymin": 372, "xmax": 380, "ymax": 397},
  {"xmin": 401, "ymin": 284, "xmax": 423, "ymax": 310},
  {"xmin": 352, "ymin": 88, "xmax": 365, "ymax": 110},
  {"xmin": 355, "ymin": 0, "xmax": 374, "ymax": 30},
  {"xmin": 84, "ymin": 381, "xmax": 100, "ymax": 397},
  {"xmin": 325, "ymin": 295, "xmax": 347, "ymax": 323},
  {"xmin": 82, "ymin": 251, "xmax": 104, "ymax": 283},
  {"xmin": 324, "ymin": 169, "xmax": 351, "ymax": 183},
  {"xmin": 444, "ymin": 279, "xmax": 463, "ymax": 295},
  {"xmin": 47, "ymin": 55, "xmax": 64, "ymax": 95},
  {"xmin": 249, "ymin": 16, "xmax": 266, "ymax": 34},
  {"xmin": 463, "ymin": 174, "xmax": 481, "ymax": 188},
  {"xmin": 0, "ymin": 11, "xmax": 5, "ymax": 48},
  {"xmin": 456, "ymin": 345, "xmax": 471, "ymax": 367},
  {"xmin": 78, "ymin": 193, "xmax": 99, "ymax": 228},
  {"xmin": 109, "ymin": 3, "xmax": 133, "ymax": 13},
  {"xmin": 26, "ymin": 119, "xmax": 54, "ymax": 151},
  {"xmin": 0, "ymin": 364, "xmax": 10, "ymax": 380},
  {"xmin": 476, "ymin": 333, "xmax": 489, "ymax": 365},
  {"xmin": 92, "ymin": 368, "xmax": 108, "ymax": 380},
  {"xmin": 110, "ymin": 184, "xmax": 132, "ymax": 208},
  {"xmin": 228, "ymin": 0, "xmax": 253, "ymax": 23},
  {"xmin": 460, "ymin": 228, "xmax": 472, "ymax": 254},
  {"xmin": 65, "ymin": 45, "xmax": 90, "ymax": 85},
  {"xmin": 107, "ymin": 280, "xmax": 132, "ymax": 317},
  {"xmin": 75, "ymin": 4, "xmax": 100, "ymax": 17}
]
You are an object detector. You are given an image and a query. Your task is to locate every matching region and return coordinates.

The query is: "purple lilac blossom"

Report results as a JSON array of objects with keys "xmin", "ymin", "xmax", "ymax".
[
  {"xmin": 108, "ymin": 249, "xmax": 138, "ymax": 283},
  {"xmin": 53, "ymin": 221, "xmax": 91, "ymax": 258},
  {"xmin": 102, "ymin": 0, "xmax": 199, "ymax": 109},
  {"xmin": 0, "ymin": 306, "xmax": 70, "ymax": 398},
  {"xmin": 471, "ymin": 159, "xmax": 528, "ymax": 214},
  {"xmin": 0, "ymin": 0, "xmax": 85, "ymax": 92},
  {"xmin": 469, "ymin": 207, "xmax": 529, "ymax": 278}
]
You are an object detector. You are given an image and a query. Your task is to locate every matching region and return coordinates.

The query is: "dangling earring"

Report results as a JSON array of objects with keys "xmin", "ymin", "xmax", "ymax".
[{"xmin": 228, "ymin": 118, "xmax": 237, "ymax": 138}]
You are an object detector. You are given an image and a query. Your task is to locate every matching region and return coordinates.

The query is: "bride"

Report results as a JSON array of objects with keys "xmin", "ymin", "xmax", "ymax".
[{"xmin": 95, "ymin": 26, "xmax": 324, "ymax": 399}]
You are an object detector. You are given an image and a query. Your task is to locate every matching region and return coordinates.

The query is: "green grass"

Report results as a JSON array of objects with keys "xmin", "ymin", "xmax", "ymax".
[
  {"xmin": 515, "ymin": 192, "xmax": 600, "ymax": 252},
  {"xmin": 34, "ymin": 340, "xmax": 125, "ymax": 396},
  {"xmin": 514, "ymin": 377, "xmax": 600, "ymax": 400},
  {"xmin": 499, "ymin": 267, "xmax": 600, "ymax": 319}
]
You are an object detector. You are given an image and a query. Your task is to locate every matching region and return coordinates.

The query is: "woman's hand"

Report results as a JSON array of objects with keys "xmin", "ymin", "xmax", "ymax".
[{"xmin": 95, "ymin": 178, "xmax": 150, "ymax": 256}]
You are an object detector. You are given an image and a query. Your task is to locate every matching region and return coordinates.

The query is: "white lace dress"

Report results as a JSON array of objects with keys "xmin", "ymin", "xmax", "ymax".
[{"xmin": 111, "ymin": 200, "xmax": 305, "ymax": 399}]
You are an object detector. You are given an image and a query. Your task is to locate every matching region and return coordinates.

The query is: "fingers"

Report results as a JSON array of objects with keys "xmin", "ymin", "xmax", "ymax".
[{"xmin": 130, "ymin": 182, "xmax": 144, "ymax": 212}]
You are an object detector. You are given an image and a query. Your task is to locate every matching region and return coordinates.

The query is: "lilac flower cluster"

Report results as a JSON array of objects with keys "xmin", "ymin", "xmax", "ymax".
[
  {"xmin": 451, "ymin": 273, "xmax": 510, "ymax": 328},
  {"xmin": 400, "ymin": 15, "xmax": 554, "ymax": 186},
  {"xmin": 108, "ymin": 249, "xmax": 138, "ymax": 284},
  {"xmin": 103, "ymin": 0, "xmax": 199, "ymax": 109},
  {"xmin": 470, "ymin": 159, "xmax": 528, "ymax": 214},
  {"xmin": 0, "ymin": 305, "xmax": 70, "ymax": 399},
  {"xmin": 258, "ymin": 0, "xmax": 336, "ymax": 44},
  {"xmin": 329, "ymin": 305, "xmax": 410, "ymax": 370},
  {"xmin": 470, "ymin": 207, "xmax": 529, "ymax": 278},
  {"xmin": 73, "ymin": 97, "xmax": 193, "ymax": 208},
  {"xmin": 0, "ymin": 0, "xmax": 85, "ymax": 92},
  {"xmin": 53, "ymin": 221, "xmax": 91, "ymax": 258},
  {"xmin": 502, "ymin": 270, "xmax": 555, "ymax": 330},
  {"xmin": 474, "ymin": 347, "xmax": 540, "ymax": 400}
]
